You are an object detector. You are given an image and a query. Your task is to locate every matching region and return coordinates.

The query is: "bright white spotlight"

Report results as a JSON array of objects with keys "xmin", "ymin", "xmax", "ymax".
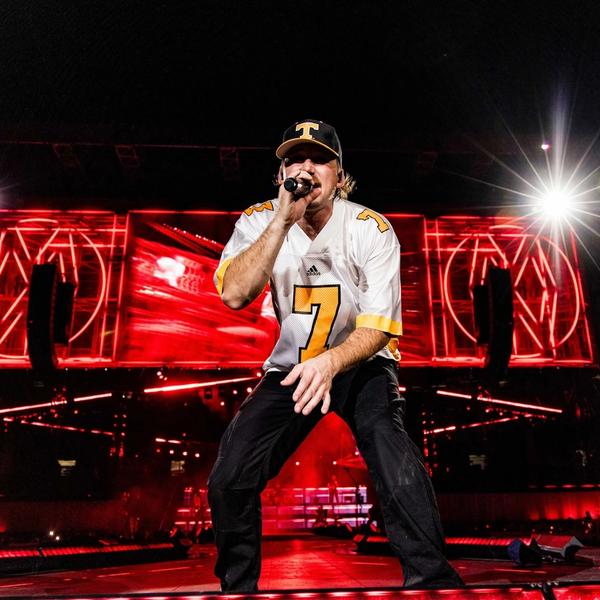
[{"xmin": 536, "ymin": 188, "xmax": 574, "ymax": 219}]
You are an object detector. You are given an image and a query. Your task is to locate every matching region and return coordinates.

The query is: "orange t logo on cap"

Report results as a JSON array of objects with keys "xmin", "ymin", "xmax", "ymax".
[{"xmin": 295, "ymin": 122, "xmax": 320, "ymax": 139}]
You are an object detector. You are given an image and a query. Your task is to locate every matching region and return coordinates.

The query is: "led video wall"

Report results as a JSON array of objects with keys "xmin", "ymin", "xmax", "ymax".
[{"xmin": 0, "ymin": 210, "xmax": 594, "ymax": 367}]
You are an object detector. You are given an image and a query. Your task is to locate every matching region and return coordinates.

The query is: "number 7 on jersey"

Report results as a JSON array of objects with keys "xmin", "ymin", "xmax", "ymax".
[{"xmin": 292, "ymin": 285, "xmax": 341, "ymax": 362}]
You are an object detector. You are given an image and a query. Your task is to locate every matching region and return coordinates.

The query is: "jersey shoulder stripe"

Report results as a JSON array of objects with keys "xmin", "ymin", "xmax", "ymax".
[
  {"xmin": 343, "ymin": 200, "xmax": 392, "ymax": 233},
  {"xmin": 214, "ymin": 257, "xmax": 234, "ymax": 295},
  {"xmin": 243, "ymin": 200, "xmax": 275, "ymax": 217}
]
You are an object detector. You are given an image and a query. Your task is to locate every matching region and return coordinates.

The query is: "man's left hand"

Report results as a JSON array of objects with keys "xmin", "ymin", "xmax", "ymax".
[{"xmin": 280, "ymin": 352, "xmax": 337, "ymax": 416}]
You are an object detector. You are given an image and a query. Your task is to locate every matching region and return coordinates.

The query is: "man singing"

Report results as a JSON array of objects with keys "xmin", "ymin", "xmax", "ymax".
[{"xmin": 208, "ymin": 119, "xmax": 463, "ymax": 591}]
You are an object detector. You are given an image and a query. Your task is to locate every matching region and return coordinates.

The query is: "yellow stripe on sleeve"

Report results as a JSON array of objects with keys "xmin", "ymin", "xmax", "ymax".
[
  {"xmin": 214, "ymin": 257, "xmax": 234, "ymax": 295},
  {"xmin": 356, "ymin": 313, "xmax": 403, "ymax": 336}
]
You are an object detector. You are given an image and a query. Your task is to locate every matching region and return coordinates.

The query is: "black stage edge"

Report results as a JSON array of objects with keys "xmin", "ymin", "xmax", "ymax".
[{"xmin": 0, "ymin": 542, "xmax": 183, "ymax": 576}]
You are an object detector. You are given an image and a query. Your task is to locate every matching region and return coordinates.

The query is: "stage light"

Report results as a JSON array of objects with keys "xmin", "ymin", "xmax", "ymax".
[
  {"xmin": 436, "ymin": 389, "xmax": 562, "ymax": 414},
  {"xmin": 144, "ymin": 375, "xmax": 257, "ymax": 394},
  {"xmin": 73, "ymin": 392, "xmax": 112, "ymax": 403},
  {"xmin": 541, "ymin": 142, "xmax": 551, "ymax": 151},
  {"xmin": 0, "ymin": 400, "xmax": 67, "ymax": 415},
  {"xmin": 536, "ymin": 187, "xmax": 574, "ymax": 219}
]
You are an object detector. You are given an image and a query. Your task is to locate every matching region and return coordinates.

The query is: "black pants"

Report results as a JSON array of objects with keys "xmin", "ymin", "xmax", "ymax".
[{"xmin": 208, "ymin": 357, "xmax": 463, "ymax": 591}]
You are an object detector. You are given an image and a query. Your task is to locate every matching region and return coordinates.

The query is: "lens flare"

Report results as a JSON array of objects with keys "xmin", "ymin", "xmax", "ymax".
[
  {"xmin": 535, "ymin": 187, "xmax": 574, "ymax": 218},
  {"xmin": 451, "ymin": 93, "xmax": 600, "ymax": 273}
]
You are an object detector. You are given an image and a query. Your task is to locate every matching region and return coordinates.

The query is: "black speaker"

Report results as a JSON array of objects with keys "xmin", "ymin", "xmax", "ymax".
[
  {"xmin": 485, "ymin": 267, "xmax": 514, "ymax": 377},
  {"xmin": 473, "ymin": 267, "xmax": 514, "ymax": 378},
  {"xmin": 54, "ymin": 281, "xmax": 75, "ymax": 344},
  {"xmin": 27, "ymin": 263, "xmax": 58, "ymax": 371},
  {"xmin": 473, "ymin": 283, "xmax": 490, "ymax": 344},
  {"xmin": 26, "ymin": 264, "xmax": 76, "ymax": 371}
]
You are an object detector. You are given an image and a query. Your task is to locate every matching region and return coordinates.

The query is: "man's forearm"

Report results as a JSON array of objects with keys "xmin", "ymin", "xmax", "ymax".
[
  {"xmin": 281, "ymin": 327, "xmax": 393, "ymax": 416},
  {"xmin": 327, "ymin": 327, "xmax": 391, "ymax": 374},
  {"xmin": 221, "ymin": 217, "xmax": 289, "ymax": 309}
]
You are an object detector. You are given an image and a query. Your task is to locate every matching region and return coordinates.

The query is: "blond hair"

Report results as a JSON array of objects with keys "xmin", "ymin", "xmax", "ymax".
[{"xmin": 337, "ymin": 170, "xmax": 356, "ymax": 200}]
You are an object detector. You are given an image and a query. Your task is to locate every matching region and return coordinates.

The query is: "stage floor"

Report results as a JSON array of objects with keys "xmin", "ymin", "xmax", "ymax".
[{"xmin": 1, "ymin": 534, "xmax": 600, "ymax": 597}]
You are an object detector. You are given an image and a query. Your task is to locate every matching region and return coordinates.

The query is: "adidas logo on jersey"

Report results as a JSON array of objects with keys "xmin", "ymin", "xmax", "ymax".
[{"xmin": 306, "ymin": 265, "xmax": 321, "ymax": 277}]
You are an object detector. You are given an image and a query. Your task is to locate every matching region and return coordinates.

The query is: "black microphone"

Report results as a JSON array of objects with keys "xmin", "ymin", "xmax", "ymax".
[{"xmin": 283, "ymin": 177, "xmax": 313, "ymax": 198}]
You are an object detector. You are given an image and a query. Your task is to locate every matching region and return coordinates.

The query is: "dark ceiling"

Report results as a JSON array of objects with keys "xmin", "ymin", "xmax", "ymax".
[{"xmin": 1, "ymin": 1, "xmax": 600, "ymax": 212}]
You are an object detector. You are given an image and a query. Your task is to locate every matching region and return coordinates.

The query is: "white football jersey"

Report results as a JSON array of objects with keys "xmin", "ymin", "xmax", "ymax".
[{"xmin": 214, "ymin": 197, "xmax": 402, "ymax": 371}]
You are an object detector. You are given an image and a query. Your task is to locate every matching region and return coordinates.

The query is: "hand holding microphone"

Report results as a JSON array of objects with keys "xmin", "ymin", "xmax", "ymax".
[
  {"xmin": 283, "ymin": 177, "xmax": 313, "ymax": 198},
  {"xmin": 277, "ymin": 171, "xmax": 315, "ymax": 228}
]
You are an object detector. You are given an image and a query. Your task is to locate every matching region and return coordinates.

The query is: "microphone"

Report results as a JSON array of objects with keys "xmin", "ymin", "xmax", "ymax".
[{"xmin": 283, "ymin": 177, "xmax": 313, "ymax": 198}]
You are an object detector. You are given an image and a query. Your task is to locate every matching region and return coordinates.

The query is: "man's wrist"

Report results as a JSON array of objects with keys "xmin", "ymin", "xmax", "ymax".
[
  {"xmin": 272, "ymin": 213, "xmax": 294, "ymax": 234},
  {"xmin": 325, "ymin": 347, "xmax": 342, "ymax": 375}
]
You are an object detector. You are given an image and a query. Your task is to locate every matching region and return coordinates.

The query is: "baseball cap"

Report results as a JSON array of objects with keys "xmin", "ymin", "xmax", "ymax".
[{"xmin": 276, "ymin": 119, "xmax": 342, "ymax": 164}]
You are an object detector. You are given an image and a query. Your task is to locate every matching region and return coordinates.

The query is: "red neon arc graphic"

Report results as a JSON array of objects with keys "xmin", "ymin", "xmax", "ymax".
[
  {"xmin": 68, "ymin": 229, "xmax": 107, "ymax": 344},
  {"xmin": 0, "ymin": 219, "xmax": 107, "ymax": 358},
  {"xmin": 0, "ymin": 212, "xmax": 125, "ymax": 365},
  {"xmin": 442, "ymin": 226, "xmax": 581, "ymax": 359}
]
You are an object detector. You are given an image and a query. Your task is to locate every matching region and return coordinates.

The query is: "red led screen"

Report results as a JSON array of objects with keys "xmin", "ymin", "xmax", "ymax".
[
  {"xmin": 115, "ymin": 212, "xmax": 279, "ymax": 366},
  {"xmin": 425, "ymin": 217, "xmax": 594, "ymax": 366},
  {"xmin": 386, "ymin": 215, "xmax": 434, "ymax": 363},
  {"xmin": 0, "ymin": 211, "xmax": 126, "ymax": 366},
  {"xmin": 0, "ymin": 210, "xmax": 594, "ymax": 368}
]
